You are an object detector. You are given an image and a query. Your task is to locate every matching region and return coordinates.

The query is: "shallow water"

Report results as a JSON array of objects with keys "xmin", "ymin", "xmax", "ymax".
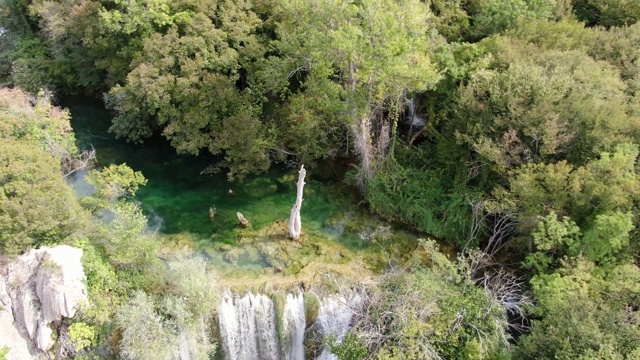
[{"xmin": 62, "ymin": 96, "xmax": 424, "ymax": 276}]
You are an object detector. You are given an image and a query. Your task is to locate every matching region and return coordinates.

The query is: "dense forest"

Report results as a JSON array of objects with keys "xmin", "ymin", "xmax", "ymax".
[{"xmin": 0, "ymin": 0, "xmax": 639, "ymax": 359}]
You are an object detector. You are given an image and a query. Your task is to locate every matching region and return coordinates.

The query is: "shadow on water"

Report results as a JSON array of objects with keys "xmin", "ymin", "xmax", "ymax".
[{"xmin": 62, "ymin": 96, "xmax": 427, "ymax": 276}]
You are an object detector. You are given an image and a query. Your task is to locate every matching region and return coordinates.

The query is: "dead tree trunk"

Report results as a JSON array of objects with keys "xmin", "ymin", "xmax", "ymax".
[{"xmin": 288, "ymin": 165, "xmax": 306, "ymax": 240}]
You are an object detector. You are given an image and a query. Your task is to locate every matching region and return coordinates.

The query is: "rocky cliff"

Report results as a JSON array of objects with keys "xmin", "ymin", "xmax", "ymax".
[{"xmin": 0, "ymin": 245, "xmax": 87, "ymax": 359}]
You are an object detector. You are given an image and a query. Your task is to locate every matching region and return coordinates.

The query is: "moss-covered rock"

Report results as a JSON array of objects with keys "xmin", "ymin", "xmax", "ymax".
[
  {"xmin": 271, "ymin": 292, "xmax": 287, "ymax": 349},
  {"xmin": 303, "ymin": 291, "xmax": 321, "ymax": 329}
]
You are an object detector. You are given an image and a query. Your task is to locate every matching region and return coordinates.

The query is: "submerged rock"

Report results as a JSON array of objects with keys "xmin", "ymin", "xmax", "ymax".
[
  {"xmin": 224, "ymin": 247, "xmax": 247, "ymax": 264},
  {"xmin": 0, "ymin": 245, "xmax": 88, "ymax": 359}
]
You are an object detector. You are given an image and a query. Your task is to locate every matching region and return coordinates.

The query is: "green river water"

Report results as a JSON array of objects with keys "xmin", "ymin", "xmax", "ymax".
[{"xmin": 63, "ymin": 96, "xmax": 427, "ymax": 280}]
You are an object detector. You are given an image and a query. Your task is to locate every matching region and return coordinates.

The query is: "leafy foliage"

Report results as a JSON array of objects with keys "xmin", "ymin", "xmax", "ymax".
[
  {"xmin": 516, "ymin": 258, "xmax": 640, "ymax": 359},
  {"xmin": 68, "ymin": 322, "xmax": 96, "ymax": 351},
  {"xmin": 573, "ymin": 0, "xmax": 640, "ymax": 27},
  {"xmin": 82, "ymin": 164, "xmax": 147, "ymax": 212},
  {"xmin": 0, "ymin": 88, "xmax": 86, "ymax": 256},
  {"xmin": 349, "ymin": 240, "xmax": 517, "ymax": 359},
  {"xmin": 270, "ymin": 0, "xmax": 440, "ymax": 180},
  {"xmin": 116, "ymin": 257, "xmax": 219, "ymax": 360},
  {"xmin": 467, "ymin": 0, "xmax": 556, "ymax": 39},
  {"xmin": 457, "ymin": 37, "xmax": 637, "ymax": 169},
  {"xmin": 364, "ymin": 162, "xmax": 473, "ymax": 247},
  {"xmin": 104, "ymin": 0, "xmax": 272, "ymax": 179}
]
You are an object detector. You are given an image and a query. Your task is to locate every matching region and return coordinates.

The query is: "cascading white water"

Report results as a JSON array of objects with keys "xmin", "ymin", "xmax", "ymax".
[
  {"xmin": 218, "ymin": 291, "xmax": 361, "ymax": 360},
  {"xmin": 218, "ymin": 291, "xmax": 305, "ymax": 360},
  {"xmin": 405, "ymin": 98, "xmax": 426, "ymax": 128},
  {"xmin": 219, "ymin": 292, "xmax": 281, "ymax": 360},
  {"xmin": 315, "ymin": 294, "xmax": 362, "ymax": 360},
  {"xmin": 254, "ymin": 294, "xmax": 280, "ymax": 360},
  {"xmin": 218, "ymin": 292, "xmax": 242, "ymax": 360},
  {"xmin": 282, "ymin": 293, "xmax": 306, "ymax": 360}
]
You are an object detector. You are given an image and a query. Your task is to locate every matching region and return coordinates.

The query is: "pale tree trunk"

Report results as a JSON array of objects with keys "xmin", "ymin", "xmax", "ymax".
[
  {"xmin": 353, "ymin": 116, "xmax": 374, "ymax": 182},
  {"xmin": 288, "ymin": 165, "xmax": 306, "ymax": 240}
]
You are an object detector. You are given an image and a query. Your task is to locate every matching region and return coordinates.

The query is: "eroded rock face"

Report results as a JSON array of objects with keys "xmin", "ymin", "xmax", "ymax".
[{"xmin": 0, "ymin": 245, "xmax": 88, "ymax": 359}]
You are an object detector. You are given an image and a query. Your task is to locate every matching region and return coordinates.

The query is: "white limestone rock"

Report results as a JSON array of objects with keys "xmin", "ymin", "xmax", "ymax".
[
  {"xmin": 0, "ymin": 276, "xmax": 33, "ymax": 360},
  {"xmin": 0, "ymin": 245, "xmax": 88, "ymax": 359},
  {"xmin": 36, "ymin": 246, "xmax": 87, "ymax": 323}
]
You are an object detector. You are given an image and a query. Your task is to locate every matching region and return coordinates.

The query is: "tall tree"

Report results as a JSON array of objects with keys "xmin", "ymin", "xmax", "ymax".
[{"xmin": 267, "ymin": 0, "xmax": 440, "ymax": 183}]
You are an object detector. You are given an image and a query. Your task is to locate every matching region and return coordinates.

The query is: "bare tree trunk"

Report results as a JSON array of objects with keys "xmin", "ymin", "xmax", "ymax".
[
  {"xmin": 288, "ymin": 165, "xmax": 306, "ymax": 240},
  {"xmin": 353, "ymin": 117, "xmax": 374, "ymax": 183},
  {"xmin": 408, "ymin": 125, "xmax": 427, "ymax": 146}
]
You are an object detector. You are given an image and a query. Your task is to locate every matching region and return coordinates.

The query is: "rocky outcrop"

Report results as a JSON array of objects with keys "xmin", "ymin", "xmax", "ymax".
[{"xmin": 0, "ymin": 245, "xmax": 88, "ymax": 359}]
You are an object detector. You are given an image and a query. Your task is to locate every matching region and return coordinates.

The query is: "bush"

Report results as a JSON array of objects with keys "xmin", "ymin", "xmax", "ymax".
[{"xmin": 364, "ymin": 164, "xmax": 474, "ymax": 247}]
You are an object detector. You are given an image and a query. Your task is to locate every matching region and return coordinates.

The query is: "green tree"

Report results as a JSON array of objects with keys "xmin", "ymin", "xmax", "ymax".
[
  {"xmin": 105, "ymin": 1, "xmax": 272, "ymax": 179},
  {"xmin": 101, "ymin": 201, "xmax": 159, "ymax": 274},
  {"xmin": 516, "ymin": 258, "xmax": 640, "ymax": 359},
  {"xmin": 582, "ymin": 211, "xmax": 634, "ymax": 263},
  {"xmin": 116, "ymin": 257, "xmax": 219, "ymax": 360},
  {"xmin": 457, "ymin": 37, "xmax": 637, "ymax": 170},
  {"xmin": 508, "ymin": 19, "xmax": 640, "ymax": 100},
  {"xmin": 524, "ymin": 212, "xmax": 581, "ymax": 272},
  {"xmin": 494, "ymin": 144, "xmax": 638, "ymax": 265},
  {"xmin": 497, "ymin": 144, "xmax": 639, "ymax": 221},
  {"xmin": 68, "ymin": 322, "xmax": 96, "ymax": 352},
  {"xmin": 0, "ymin": 139, "xmax": 84, "ymax": 256},
  {"xmin": 430, "ymin": 0, "xmax": 470, "ymax": 42},
  {"xmin": 269, "ymin": 0, "xmax": 440, "ymax": 182},
  {"xmin": 466, "ymin": 0, "xmax": 556, "ymax": 39},
  {"xmin": 0, "ymin": 89, "xmax": 86, "ymax": 256},
  {"xmin": 9, "ymin": 37, "xmax": 51, "ymax": 93},
  {"xmin": 82, "ymin": 164, "xmax": 147, "ymax": 212},
  {"xmin": 349, "ymin": 240, "xmax": 518, "ymax": 359},
  {"xmin": 573, "ymin": 0, "xmax": 640, "ymax": 27},
  {"xmin": 116, "ymin": 291, "xmax": 178, "ymax": 360},
  {"xmin": 26, "ymin": 0, "xmax": 106, "ymax": 90}
]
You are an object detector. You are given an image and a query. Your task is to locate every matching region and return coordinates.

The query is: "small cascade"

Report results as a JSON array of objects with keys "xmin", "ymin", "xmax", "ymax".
[
  {"xmin": 146, "ymin": 208, "xmax": 165, "ymax": 232},
  {"xmin": 405, "ymin": 98, "xmax": 426, "ymax": 129},
  {"xmin": 218, "ymin": 291, "xmax": 360, "ymax": 360},
  {"xmin": 315, "ymin": 295, "xmax": 362, "ymax": 360},
  {"xmin": 282, "ymin": 293, "xmax": 307, "ymax": 359}
]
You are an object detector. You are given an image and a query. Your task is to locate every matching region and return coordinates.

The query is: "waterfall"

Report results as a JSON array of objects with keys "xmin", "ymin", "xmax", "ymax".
[
  {"xmin": 282, "ymin": 293, "xmax": 306, "ymax": 359},
  {"xmin": 218, "ymin": 292, "xmax": 304, "ymax": 360},
  {"xmin": 315, "ymin": 295, "xmax": 362, "ymax": 360},
  {"xmin": 254, "ymin": 294, "xmax": 280, "ymax": 360},
  {"xmin": 405, "ymin": 98, "xmax": 426, "ymax": 129},
  {"xmin": 218, "ymin": 291, "xmax": 360, "ymax": 360},
  {"xmin": 219, "ymin": 292, "xmax": 280, "ymax": 360}
]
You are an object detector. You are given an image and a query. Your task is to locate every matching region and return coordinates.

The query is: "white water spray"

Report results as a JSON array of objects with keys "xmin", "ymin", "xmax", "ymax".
[{"xmin": 315, "ymin": 294, "xmax": 362, "ymax": 360}]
